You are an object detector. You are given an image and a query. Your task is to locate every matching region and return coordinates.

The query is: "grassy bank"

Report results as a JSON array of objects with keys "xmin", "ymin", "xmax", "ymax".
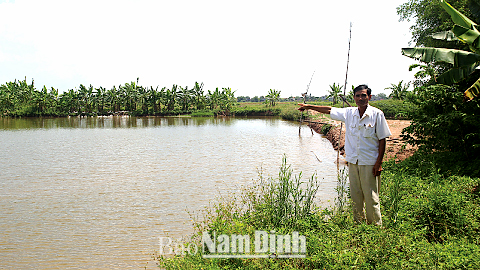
[
  {"xmin": 2, "ymin": 99, "xmax": 414, "ymax": 122},
  {"xmin": 233, "ymin": 99, "xmax": 415, "ymax": 120},
  {"xmin": 154, "ymin": 152, "xmax": 480, "ymax": 269}
]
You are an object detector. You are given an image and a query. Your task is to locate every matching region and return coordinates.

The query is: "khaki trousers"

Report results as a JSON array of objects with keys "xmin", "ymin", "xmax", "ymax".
[{"xmin": 348, "ymin": 163, "xmax": 382, "ymax": 226}]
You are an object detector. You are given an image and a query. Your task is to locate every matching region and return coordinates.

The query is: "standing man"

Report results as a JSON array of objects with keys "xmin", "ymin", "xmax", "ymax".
[{"xmin": 298, "ymin": 85, "xmax": 391, "ymax": 225}]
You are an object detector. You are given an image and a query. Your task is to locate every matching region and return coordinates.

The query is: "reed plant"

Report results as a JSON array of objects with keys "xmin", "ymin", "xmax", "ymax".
[
  {"xmin": 246, "ymin": 156, "xmax": 319, "ymax": 228},
  {"xmin": 156, "ymin": 153, "xmax": 480, "ymax": 269},
  {"xmin": 334, "ymin": 167, "xmax": 349, "ymax": 217}
]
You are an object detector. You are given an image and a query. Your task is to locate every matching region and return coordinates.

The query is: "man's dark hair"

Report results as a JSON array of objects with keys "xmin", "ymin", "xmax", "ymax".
[{"xmin": 353, "ymin": 84, "xmax": 371, "ymax": 96}]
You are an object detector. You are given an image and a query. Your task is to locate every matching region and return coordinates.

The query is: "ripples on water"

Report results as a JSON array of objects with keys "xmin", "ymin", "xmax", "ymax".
[{"xmin": 0, "ymin": 116, "xmax": 344, "ymax": 269}]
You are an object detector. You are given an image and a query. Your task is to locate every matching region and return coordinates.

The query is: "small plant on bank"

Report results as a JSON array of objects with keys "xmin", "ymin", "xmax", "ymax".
[
  {"xmin": 156, "ymin": 153, "xmax": 480, "ymax": 269},
  {"xmin": 320, "ymin": 123, "xmax": 333, "ymax": 135}
]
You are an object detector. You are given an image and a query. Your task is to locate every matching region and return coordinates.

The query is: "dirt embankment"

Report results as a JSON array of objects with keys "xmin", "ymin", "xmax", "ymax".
[{"xmin": 308, "ymin": 119, "xmax": 416, "ymax": 162}]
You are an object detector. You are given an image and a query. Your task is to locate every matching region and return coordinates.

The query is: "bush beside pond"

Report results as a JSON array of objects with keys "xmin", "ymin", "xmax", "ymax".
[{"xmin": 155, "ymin": 151, "xmax": 480, "ymax": 269}]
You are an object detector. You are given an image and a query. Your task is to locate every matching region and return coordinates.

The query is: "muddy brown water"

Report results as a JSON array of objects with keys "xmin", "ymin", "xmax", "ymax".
[{"xmin": 0, "ymin": 116, "xmax": 345, "ymax": 269}]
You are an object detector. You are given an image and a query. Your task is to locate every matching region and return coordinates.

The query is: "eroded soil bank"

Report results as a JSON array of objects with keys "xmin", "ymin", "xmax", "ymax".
[{"xmin": 308, "ymin": 120, "xmax": 416, "ymax": 162}]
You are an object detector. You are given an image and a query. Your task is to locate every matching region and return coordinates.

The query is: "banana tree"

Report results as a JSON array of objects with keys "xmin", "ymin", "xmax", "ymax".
[
  {"xmin": 193, "ymin": 82, "xmax": 205, "ymax": 110},
  {"xmin": 207, "ymin": 88, "xmax": 220, "ymax": 110},
  {"xmin": 401, "ymin": 0, "xmax": 480, "ymax": 100},
  {"xmin": 327, "ymin": 83, "xmax": 342, "ymax": 105},
  {"xmin": 264, "ymin": 89, "xmax": 281, "ymax": 107},
  {"xmin": 177, "ymin": 85, "xmax": 193, "ymax": 111},
  {"xmin": 162, "ymin": 85, "xmax": 178, "ymax": 111},
  {"xmin": 219, "ymin": 87, "xmax": 236, "ymax": 112},
  {"xmin": 386, "ymin": 80, "xmax": 411, "ymax": 100}
]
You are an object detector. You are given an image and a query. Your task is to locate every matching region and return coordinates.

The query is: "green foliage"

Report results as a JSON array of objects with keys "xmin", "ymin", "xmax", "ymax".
[
  {"xmin": 327, "ymin": 83, "xmax": 342, "ymax": 105},
  {"xmin": 320, "ymin": 123, "xmax": 333, "ymax": 135},
  {"xmin": 386, "ymin": 80, "xmax": 411, "ymax": 100},
  {"xmin": 383, "ymin": 156, "xmax": 480, "ymax": 242},
  {"xmin": 264, "ymin": 89, "xmax": 281, "ymax": 107},
  {"xmin": 403, "ymin": 84, "xmax": 480, "ymax": 159},
  {"xmin": 397, "ymin": 0, "xmax": 472, "ymax": 49},
  {"xmin": 190, "ymin": 110, "xmax": 215, "ymax": 117},
  {"xmin": 409, "ymin": 63, "xmax": 438, "ymax": 88},
  {"xmin": 400, "ymin": 0, "xmax": 480, "ymax": 100},
  {"xmin": 370, "ymin": 99, "xmax": 418, "ymax": 119},
  {"xmin": 156, "ymin": 154, "xmax": 480, "ymax": 269},
  {"xmin": 0, "ymin": 78, "xmax": 240, "ymax": 117},
  {"xmin": 242, "ymin": 156, "xmax": 319, "ymax": 229},
  {"xmin": 279, "ymin": 105, "xmax": 301, "ymax": 121}
]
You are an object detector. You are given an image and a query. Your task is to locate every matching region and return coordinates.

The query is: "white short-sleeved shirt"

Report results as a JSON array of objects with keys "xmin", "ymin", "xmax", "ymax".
[{"xmin": 330, "ymin": 105, "xmax": 392, "ymax": 165}]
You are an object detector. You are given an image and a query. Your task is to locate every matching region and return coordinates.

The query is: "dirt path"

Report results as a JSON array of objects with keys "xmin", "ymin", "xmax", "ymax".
[{"xmin": 308, "ymin": 119, "xmax": 415, "ymax": 162}]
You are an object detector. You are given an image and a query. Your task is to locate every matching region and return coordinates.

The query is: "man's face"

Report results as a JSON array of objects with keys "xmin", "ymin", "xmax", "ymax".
[{"xmin": 354, "ymin": 89, "xmax": 371, "ymax": 108}]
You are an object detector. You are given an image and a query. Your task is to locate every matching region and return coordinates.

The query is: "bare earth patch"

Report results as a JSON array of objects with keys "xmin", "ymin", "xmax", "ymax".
[{"xmin": 307, "ymin": 118, "xmax": 415, "ymax": 162}]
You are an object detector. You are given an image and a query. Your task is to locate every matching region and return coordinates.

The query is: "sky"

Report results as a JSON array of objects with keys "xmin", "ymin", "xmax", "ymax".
[{"xmin": 0, "ymin": 0, "xmax": 416, "ymax": 98}]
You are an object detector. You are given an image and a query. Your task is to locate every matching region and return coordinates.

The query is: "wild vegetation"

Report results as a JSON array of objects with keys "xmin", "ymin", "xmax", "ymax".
[
  {"xmin": 3, "ymin": 2, "xmax": 480, "ymax": 267},
  {"xmin": 0, "ymin": 79, "xmax": 237, "ymax": 117},
  {"xmin": 154, "ymin": 1, "xmax": 480, "ymax": 268},
  {"xmin": 154, "ymin": 152, "xmax": 480, "ymax": 269}
]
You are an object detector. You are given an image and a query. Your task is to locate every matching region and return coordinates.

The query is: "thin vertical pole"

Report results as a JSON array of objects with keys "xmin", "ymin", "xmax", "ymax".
[
  {"xmin": 337, "ymin": 23, "xmax": 352, "ymax": 165},
  {"xmin": 299, "ymin": 71, "xmax": 315, "ymax": 135}
]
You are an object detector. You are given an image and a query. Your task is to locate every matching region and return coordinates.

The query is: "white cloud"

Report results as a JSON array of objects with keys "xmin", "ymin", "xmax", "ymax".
[{"xmin": 0, "ymin": 0, "xmax": 415, "ymax": 97}]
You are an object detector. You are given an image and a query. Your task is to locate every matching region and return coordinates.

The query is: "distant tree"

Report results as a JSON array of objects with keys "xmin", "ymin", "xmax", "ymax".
[
  {"xmin": 376, "ymin": 93, "xmax": 388, "ymax": 100},
  {"xmin": 327, "ymin": 83, "xmax": 342, "ymax": 105},
  {"xmin": 219, "ymin": 87, "xmax": 236, "ymax": 112},
  {"xmin": 237, "ymin": 96, "xmax": 249, "ymax": 102},
  {"xmin": 193, "ymin": 82, "xmax": 206, "ymax": 110},
  {"xmin": 264, "ymin": 89, "xmax": 281, "ymax": 107},
  {"xmin": 386, "ymin": 80, "xmax": 411, "ymax": 100}
]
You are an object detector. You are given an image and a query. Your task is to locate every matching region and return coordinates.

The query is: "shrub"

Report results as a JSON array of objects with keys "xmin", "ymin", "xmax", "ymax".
[
  {"xmin": 370, "ymin": 99, "xmax": 417, "ymax": 119},
  {"xmin": 403, "ymin": 84, "xmax": 480, "ymax": 163},
  {"xmin": 191, "ymin": 110, "xmax": 214, "ymax": 117},
  {"xmin": 156, "ymin": 155, "xmax": 480, "ymax": 269},
  {"xmin": 279, "ymin": 106, "xmax": 302, "ymax": 121},
  {"xmin": 320, "ymin": 123, "xmax": 333, "ymax": 135}
]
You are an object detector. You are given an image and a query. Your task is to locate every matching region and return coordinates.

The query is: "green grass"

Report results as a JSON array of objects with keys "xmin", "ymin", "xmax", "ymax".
[
  {"xmin": 191, "ymin": 110, "xmax": 215, "ymax": 117},
  {"xmin": 154, "ymin": 151, "xmax": 480, "ymax": 269},
  {"xmin": 370, "ymin": 99, "xmax": 417, "ymax": 119}
]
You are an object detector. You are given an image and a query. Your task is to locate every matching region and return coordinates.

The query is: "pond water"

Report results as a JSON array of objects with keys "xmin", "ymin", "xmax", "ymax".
[{"xmin": 0, "ymin": 116, "xmax": 344, "ymax": 269}]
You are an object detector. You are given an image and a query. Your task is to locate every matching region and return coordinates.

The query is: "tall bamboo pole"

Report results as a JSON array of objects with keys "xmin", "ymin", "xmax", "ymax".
[{"xmin": 337, "ymin": 23, "xmax": 352, "ymax": 165}]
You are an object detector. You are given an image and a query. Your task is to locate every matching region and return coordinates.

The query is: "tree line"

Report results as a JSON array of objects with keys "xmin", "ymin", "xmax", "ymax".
[{"xmin": 0, "ymin": 78, "xmax": 237, "ymax": 117}]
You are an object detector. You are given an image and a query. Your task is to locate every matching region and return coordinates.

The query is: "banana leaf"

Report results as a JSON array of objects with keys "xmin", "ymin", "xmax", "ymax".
[
  {"xmin": 465, "ymin": 77, "xmax": 480, "ymax": 100},
  {"xmin": 441, "ymin": 0, "xmax": 478, "ymax": 29},
  {"xmin": 430, "ymin": 30, "xmax": 459, "ymax": 41},
  {"xmin": 436, "ymin": 62, "xmax": 480, "ymax": 85},
  {"xmin": 452, "ymin": 25, "xmax": 480, "ymax": 53},
  {"xmin": 401, "ymin": 47, "xmax": 480, "ymax": 67}
]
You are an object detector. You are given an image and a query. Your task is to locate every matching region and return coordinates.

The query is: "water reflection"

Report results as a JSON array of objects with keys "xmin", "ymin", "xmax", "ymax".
[
  {"xmin": 0, "ymin": 116, "xmax": 279, "ymax": 130},
  {"xmin": 0, "ymin": 116, "xmax": 343, "ymax": 269}
]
